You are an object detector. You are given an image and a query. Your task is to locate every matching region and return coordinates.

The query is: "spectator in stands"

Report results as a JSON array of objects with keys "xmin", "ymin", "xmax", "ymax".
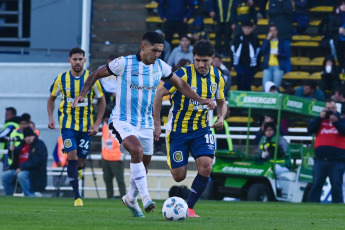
[
  {"xmin": 333, "ymin": 86, "xmax": 345, "ymax": 114},
  {"xmin": 230, "ymin": 20, "xmax": 260, "ymax": 91},
  {"xmin": 100, "ymin": 54, "xmax": 118, "ymax": 109},
  {"xmin": 328, "ymin": 1, "xmax": 345, "ymax": 72},
  {"xmin": 101, "ymin": 110, "xmax": 126, "ymax": 199},
  {"xmin": 212, "ymin": 55, "xmax": 232, "ymax": 95},
  {"xmin": 320, "ymin": 54, "xmax": 340, "ymax": 96},
  {"xmin": 158, "ymin": 0, "xmax": 195, "ymax": 45},
  {"xmin": 261, "ymin": 25, "xmax": 288, "ymax": 90},
  {"xmin": 1, "ymin": 127, "xmax": 47, "ymax": 196},
  {"xmin": 207, "ymin": 0, "xmax": 234, "ymax": 57},
  {"xmin": 291, "ymin": 0, "xmax": 309, "ymax": 35},
  {"xmin": 167, "ymin": 34, "xmax": 194, "ymax": 68},
  {"xmin": 173, "ymin": 59, "xmax": 191, "ymax": 72},
  {"xmin": 264, "ymin": 81, "xmax": 278, "ymax": 93},
  {"xmin": 0, "ymin": 107, "xmax": 19, "ymax": 152},
  {"xmin": 191, "ymin": 16, "xmax": 209, "ymax": 44},
  {"xmin": 294, "ymin": 80, "xmax": 326, "ymax": 101},
  {"xmin": 155, "ymin": 29, "xmax": 171, "ymax": 62},
  {"xmin": 307, "ymin": 99, "xmax": 345, "ymax": 203},
  {"xmin": 282, "ymin": 80, "xmax": 295, "ymax": 95},
  {"xmin": 231, "ymin": 0, "xmax": 257, "ymax": 36},
  {"xmin": 254, "ymin": 0, "xmax": 268, "ymax": 18},
  {"xmin": 267, "ymin": 0, "xmax": 293, "ymax": 73},
  {"xmin": 258, "ymin": 122, "xmax": 290, "ymax": 175}
]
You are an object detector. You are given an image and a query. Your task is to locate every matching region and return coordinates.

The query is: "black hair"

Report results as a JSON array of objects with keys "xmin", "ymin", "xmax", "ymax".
[
  {"xmin": 304, "ymin": 80, "xmax": 317, "ymax": 90},
  {"xmin": 335, "ymin": 86, "xmax": 345, "ymax": 97},
  {"xmin": 263, "ymin": 122, "xmax": 277, "ymax": 134},
  {"xmin": 179, "ymin": 34, "xmax": 191, "ymax": 40},
  {"xmin": 142, "ymin": 31, "xmax": 164, "ymax": 45},
  {"xmin": 193, "ymin": 39, "xmax": 215, "ymax": 57},
  {"xmin": 69, "ymin": 47, "xmax": 85, "ymax": 57},
  {"xmin": 19, "ymin": 113, "xmax": 31, "ymax": 123},
  {"xmin": 326, "ymin": 98, "xmax": 336, "ymax": 104},
  {"xmin": 6, "ymin": 107, "xmax": 16, "ymax": 116},
  {"xmin": 242, "ymin": 20, "xmax": 253, "ymax": 27}
]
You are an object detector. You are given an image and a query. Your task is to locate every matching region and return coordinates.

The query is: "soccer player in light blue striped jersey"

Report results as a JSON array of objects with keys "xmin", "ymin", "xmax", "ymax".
[{"xmin": 73, "ymin": 32, "xmax": 215, "ymax": 217}]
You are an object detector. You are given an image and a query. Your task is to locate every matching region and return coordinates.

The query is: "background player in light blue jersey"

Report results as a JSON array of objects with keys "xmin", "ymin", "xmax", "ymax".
[
  {"xmin": 73, "ymin": 32, "xmax": 215, "ymax": 217},
  {"xmin": 153, "ymin": 40, "xmax": 227, "ymax": 218}
]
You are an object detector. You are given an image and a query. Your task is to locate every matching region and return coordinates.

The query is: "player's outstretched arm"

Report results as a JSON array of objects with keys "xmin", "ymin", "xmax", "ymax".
[
  {"xmin": 88, "ymin": 95, "xmax": 106, "ymax": 136},
  {"xmin": 47, "ymin": 95, "xmax": 57, "ymax": 129},
  {"xmin": 153, "ymin": 85, "xmax": 170, "ymax": 141},
  {"xmin": 211, "ymin": 98, "xmax": 227, "ymax": 130},
  {"xmin": 72, "ymin": 65, "xmax": 110, "ymax": 108},
  {"xmin": 167, "ymin": 73, "xmax": 215, "ymax": 110}
]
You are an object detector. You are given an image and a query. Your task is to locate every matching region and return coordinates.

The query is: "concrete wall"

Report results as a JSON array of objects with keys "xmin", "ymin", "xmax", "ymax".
[{"xmin": 0, "ymin": 63, "xmax": 71, "ymax": 157}]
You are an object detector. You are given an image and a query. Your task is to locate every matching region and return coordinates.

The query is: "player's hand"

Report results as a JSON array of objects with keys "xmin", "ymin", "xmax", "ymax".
[
  {"xmin": 200, "ymin": 99, "xmax": 215, "ymax": 110},
  {"xmin": 72, "ymin": 96, "xmax": 85, "ymax": 108},
  {"xmin": 48, "ymin": 118, "xmax": 55, "ymax": 129},
  {"xmin": 154, "ymin": 124, "xmax": 161, "ymax": 142},
  {"xmin": 211, "ymin": 115, "xmax": 224, "ymax": 130},
  {"xmin": 88, "ymin": 123, "xmax": 100, "ymax": 136}
]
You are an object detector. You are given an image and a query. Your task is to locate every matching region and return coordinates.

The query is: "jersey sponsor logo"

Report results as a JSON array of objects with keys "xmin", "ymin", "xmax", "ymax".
[
  {"xmin": 64, "ymin": 139, "xmax": 72, "ymax": 148},
  {"xmin": 66, "ymin": 97, "xmax": 88, "ymax": 107},
  {"xmin": 173, "ymin": 151, "xmax": 183, "ymax": 163},
  {"xmin": 210, "ymin": 83, "xmax": 217, "ymax": 94},
  {"xmin": 130, "ymin": 83, "xmax": 157, "ymax": 91}
]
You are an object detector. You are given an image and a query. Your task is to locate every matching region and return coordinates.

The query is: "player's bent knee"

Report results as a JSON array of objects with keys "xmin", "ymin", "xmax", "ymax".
[{"xmin": 172, "ymin": 173, "xmax": 186, "ymax": 182}]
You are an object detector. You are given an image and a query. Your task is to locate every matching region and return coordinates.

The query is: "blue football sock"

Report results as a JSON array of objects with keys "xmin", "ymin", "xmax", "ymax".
[
  {"xmin": 187, "ymin": 173, "xmax": 209, "ymax": 209},
  {"xmin": 67, "ymin": 160, "xmax": 81, "ymax": 200}
]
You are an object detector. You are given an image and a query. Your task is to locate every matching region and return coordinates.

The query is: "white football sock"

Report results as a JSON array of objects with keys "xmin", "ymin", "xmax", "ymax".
[
  {"xmin": 127, "ymin": 175, "xmax": 139, "ymax": 202},
  {"xmin": 130, "ymin": 162, "xmax": 149, "ymax": 199}
]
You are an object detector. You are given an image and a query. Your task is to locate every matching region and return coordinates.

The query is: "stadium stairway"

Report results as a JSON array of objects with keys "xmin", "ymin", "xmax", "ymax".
[{"xmin": 89, "ymin": 0, "xmax": 148, "ymax": 71}]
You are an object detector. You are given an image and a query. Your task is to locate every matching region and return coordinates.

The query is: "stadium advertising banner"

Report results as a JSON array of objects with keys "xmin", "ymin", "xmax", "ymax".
[{"xmin": 228, "ymin": 91, "xmax": 325, "ymax": 117}]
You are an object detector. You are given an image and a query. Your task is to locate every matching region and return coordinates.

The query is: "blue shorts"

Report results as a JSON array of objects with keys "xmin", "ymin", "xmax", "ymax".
[
  {"xmin": 60, "ymin": 128, "xmax": 92, "ymax": 159},
  {"xmin": 166, "ymin": 128, "xmax": 215, "ymax": 169}
]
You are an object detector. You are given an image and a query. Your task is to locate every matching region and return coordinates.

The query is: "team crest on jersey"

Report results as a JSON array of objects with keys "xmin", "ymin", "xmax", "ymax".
[
  {"xmin": 64, "ymin": 139, "xmax": 72, "ymax": 148},
  {"xmin": 152, "ymin": 71, "xmax": 160, "ymax": 80},
  {"xmin": 210, "ymin": 83, "xmax": 217, "ymax": 94},
  {"xmin": 173, "ymin": 151, "xmax": 183, "ymax": 162}
]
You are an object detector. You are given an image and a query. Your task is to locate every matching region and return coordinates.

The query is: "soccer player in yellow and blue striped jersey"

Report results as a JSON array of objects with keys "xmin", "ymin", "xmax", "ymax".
[
  {"xmin": 153, "ymin": 40, "xmax": 227, "ymax": 217},
  {"xmin": 47, "ymin": 47, "xmax": 106, "ymax": 206}
]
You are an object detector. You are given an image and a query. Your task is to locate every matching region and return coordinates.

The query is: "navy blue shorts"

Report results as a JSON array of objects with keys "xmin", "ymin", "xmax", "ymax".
[
  {"xmin": 60, "ymin": 128, "xmax": 92, "ymax": 159},
  {"xmin": 166, "ymin": 128, "xmax": 215, "ymax": 169}
]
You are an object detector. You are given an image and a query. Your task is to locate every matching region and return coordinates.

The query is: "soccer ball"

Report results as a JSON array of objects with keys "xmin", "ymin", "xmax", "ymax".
[{"xmin": 162, "ymin": 196, "xmax": 188, "ymax": 221}]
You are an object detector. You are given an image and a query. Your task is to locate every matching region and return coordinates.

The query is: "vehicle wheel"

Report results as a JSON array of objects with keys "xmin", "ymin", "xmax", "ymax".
[{"xmin": 247, "ymin": 183, "xmax": 274, "ymax": 202}]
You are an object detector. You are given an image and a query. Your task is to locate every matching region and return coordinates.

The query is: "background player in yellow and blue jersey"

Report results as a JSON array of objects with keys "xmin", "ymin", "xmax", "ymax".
[
  {"xmin": 47, "ymin": 47, "xmax": 106, "ymax": 207},
  {"xmin": 153, "ymin": 40, "xmax": 227, "ymax": 217}
]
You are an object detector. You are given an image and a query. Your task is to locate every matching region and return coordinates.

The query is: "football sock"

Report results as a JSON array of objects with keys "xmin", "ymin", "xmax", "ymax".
[
  {"xmin": 130, "ymin": 162, "xmax": 149, "ymax": 199},
  {"xmin": 127, "ymin": 175, "xmax": 139, "ymax": 202},
  {"xmin": 67, "ymin": 160, "xmax": 81, "ymax": 200},
  {"xmin": 187, "ymin": 173, "xmax": 209, "ymax": 209}
]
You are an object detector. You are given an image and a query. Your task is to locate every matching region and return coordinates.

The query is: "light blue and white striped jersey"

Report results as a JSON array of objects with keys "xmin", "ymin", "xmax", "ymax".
[{"xmin": 107, "ymin": 53, "xmax": 172, "ymax": 129}]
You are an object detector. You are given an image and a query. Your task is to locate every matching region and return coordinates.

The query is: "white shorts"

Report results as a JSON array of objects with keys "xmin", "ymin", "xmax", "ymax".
[{"xmin": 109, "ymin": 119, "xmax": 154, "ymax": 156}]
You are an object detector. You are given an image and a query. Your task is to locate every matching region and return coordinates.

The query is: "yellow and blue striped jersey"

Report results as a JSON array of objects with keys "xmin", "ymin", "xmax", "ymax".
[
  {"xmin": 50, "ymin": 70, "xmax": 104, "ymax": 132},
  {"xmin": 164, "ymin": 64, "xmax": 225, "ymax": 133}
]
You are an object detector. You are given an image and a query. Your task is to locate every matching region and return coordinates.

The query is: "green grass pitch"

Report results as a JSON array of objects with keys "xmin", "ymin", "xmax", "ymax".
[{"xmin": 0, "ymin": 196, "xmax": 344, "ymax": 229}]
